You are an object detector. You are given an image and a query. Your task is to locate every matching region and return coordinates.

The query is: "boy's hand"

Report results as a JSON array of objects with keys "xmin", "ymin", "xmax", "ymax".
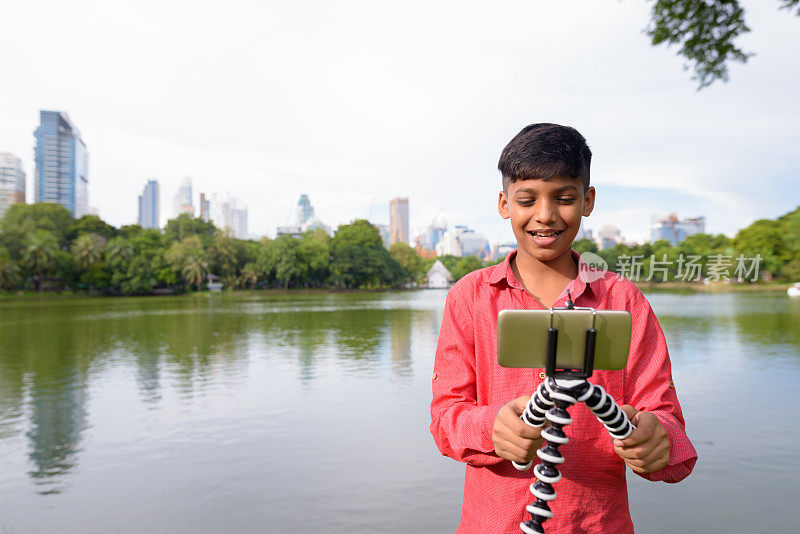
[
  {"xmin": 492, "ymin": 396, "xmax": 545, "ymax": 463},
  {"xmin": 613, "ymin": 405, "xmax": 670, "ymax": 474}
]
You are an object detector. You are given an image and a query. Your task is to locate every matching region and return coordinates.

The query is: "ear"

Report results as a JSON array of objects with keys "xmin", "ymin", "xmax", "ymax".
[
  {"xmin": 582, "ymin": 186, "xmax": 595, "ymax": 217},
  {"xmin": 498, "ymin": 190, "xmax": 510, "ymax": 219}
]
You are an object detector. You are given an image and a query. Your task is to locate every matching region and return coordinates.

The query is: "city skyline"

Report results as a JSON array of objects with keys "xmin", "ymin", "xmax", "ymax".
[{"xmin": 0, "ymin": 2, "xmax": 797, "ymax": 245}]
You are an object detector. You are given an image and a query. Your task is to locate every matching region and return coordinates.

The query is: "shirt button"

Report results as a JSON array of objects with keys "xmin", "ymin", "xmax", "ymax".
[
  {"xmin": 539, "ymin": 372, "xmax": 546, "ymax": 380},
  {"xmin": 432, "ymin": 372, "xmax": 438, "ymax": 380}
]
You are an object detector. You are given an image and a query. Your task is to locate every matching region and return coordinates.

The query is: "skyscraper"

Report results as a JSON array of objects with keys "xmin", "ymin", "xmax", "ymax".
[
  {"xmin": 0, "ymin": 153, "xmax": 26, "ymax": 219},
  {"xmin": 211, "ymin": 195, "xmax": 248, "ymax": 239},
  {"xmin": 199, "ymin": 192, "xmax": 210, "ymax": 222},
  {"xmin": 137, "ymin": 180, "xmax": 159, "ymax": 229},
  {"xmin": 296, "ymin": 194, "xmax": 314, "ymax": 225},
  {"xmin": 33, "ymin": 111, "xmax": 89, "ymax": 218},
  {"xmin": 172, "ymin": 177, "xmax": 194, "ymax": 218},
  {"xmin": 390, "ymin": 197, "xmax": 409, "ymax": 245}
]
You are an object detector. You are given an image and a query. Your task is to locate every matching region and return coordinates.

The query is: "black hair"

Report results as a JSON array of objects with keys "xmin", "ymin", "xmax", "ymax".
[{"xmin": 498, "ymin": 123, "xmax": 592, "ymax": 191}]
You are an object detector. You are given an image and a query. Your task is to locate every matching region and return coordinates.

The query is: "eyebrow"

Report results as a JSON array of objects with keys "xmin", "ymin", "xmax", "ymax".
[{"xmin": 514, "ymin": 185, "xmax": 579, "ymax": 195}]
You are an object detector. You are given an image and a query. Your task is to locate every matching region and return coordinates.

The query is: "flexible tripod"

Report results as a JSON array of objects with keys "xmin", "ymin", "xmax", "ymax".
[{"xmin": 512, "ymin": 295, "xmax": 634, "ymax": 534}]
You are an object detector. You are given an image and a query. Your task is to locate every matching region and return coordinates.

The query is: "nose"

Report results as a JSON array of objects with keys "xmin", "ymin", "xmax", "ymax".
[{"xmin": 533, "ymin": 198, "xmax": 556, "ymax": 224}]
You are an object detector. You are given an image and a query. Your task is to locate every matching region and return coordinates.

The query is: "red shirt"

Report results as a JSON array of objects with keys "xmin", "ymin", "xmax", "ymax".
[{"xmin": 430, "ymin": 250, "xmax": 697, "ymax": 534}]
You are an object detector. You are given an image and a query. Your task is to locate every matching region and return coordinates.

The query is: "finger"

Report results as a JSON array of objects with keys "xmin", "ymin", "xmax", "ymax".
[
  {"xmin": 506, "ymin": 396, "xmax": 531, "ymax": 416},
  {"xmin": 613, "ymin": 412, "xmax": 655, "ymax": 448},
  {"xmin": 620, "ymin": 404, "xmax": 638, "ymax": 421},
  {"xmin": 496, "ymin": 441, "xmax": 530, "ymax": 463},
  {"xmin": 502, "ymin": 412, "xmax": 546, "ymax": 441},
  {"xmin": 496, "ymin": 425, "xmax": 543, "ymax": 454}
]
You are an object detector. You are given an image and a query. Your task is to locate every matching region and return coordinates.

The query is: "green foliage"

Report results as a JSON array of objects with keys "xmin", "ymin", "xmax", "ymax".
[
  {"xmin": 572, "ymin": 238, "xmax": 598, "ymax": 255},
  {"xmin": 70, "ymin": 215, "xmax": 117, "ymax": 241},
  {"xmin": 647, "ymin": 1, "xmax": 799, "ymax": 89},
  {"xmin": 389, "ymin": 242, "xmax": 425, "ymax": 284},
  {"xmin": 164, "ymin": 214, "xmax": 216, "ymax": 245},
  {"xmin": 451, "ymin": 256, "xmax": 485, "ymax": 281},
  {"xmin": 23, "ymin": 229, "xmax": 60, "ymax": 297},
  {"xmin": 0, "ymin": 246, "xmax": 21, "ymax": 289},
  {"xmin": 330, "ymin": 220, "xmax": 405, "ymax": 288}
]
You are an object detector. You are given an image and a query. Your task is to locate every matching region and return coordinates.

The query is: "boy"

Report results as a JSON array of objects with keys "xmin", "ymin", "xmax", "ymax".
[{"xmin": 430, "ymin": 124, "xmax": 697, "ymax": 533}]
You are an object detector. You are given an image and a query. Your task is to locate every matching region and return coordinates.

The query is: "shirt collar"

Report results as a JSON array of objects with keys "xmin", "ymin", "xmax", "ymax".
[{"xmin": 487, "ymin": 248, "xmax": 595, "ymax": 300}]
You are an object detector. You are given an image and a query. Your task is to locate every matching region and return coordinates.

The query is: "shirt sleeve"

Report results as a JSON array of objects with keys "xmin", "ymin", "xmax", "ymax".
[
  {"xmin": 430, "ymin": 281, "xmax": 505, "ymax": 467},
  {"xmin": 623, "ymin": 287, "xmax": 698, "ymax": 483}
]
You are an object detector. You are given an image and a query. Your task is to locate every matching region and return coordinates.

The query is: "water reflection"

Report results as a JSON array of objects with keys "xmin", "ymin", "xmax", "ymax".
[{"xmin": 0, "ymin": 293, "xmax": 435, "ymax": 494}]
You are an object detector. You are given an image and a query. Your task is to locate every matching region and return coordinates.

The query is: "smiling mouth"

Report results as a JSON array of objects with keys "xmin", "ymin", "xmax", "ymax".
[{"xmin": 527, "ymin": 230, "xmax": 564, "ymax": 238}]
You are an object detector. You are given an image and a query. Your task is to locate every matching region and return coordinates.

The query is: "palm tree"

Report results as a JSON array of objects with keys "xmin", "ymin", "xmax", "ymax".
[
  {"xmin": 241, "ymin": 262, "xmax": 259, "ymax": 291},
  {"xmin": 23, "ymin": 229, "xmax": 59, "ymax": 298},
  {"xmin": 105, "ymin": 237, "xmax": 133, "ymax": 266},
  {"xmin": 72, "ymin": 233, "xmax": 105, "ymax": 272},
  {"xmin": 0, "ymin": 247, "xmax": 21, "ymax": 290},
  {"xmin": 182, "ymin": 254, "xmax": 209, "ymax": 292}
]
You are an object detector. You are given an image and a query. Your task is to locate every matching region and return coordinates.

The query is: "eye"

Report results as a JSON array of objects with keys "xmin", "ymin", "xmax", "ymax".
[
  {"xmin": 517, "ymin": 199, "xmax": 534, "ymax": 207},
  {"xmin": 557, "ymin": 197, "xmax": 576, "ymax": 204}
]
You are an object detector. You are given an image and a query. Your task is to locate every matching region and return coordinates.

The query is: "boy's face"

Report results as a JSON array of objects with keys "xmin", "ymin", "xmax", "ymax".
[{"xmin": 498, "ymin": 176, "xmax": 595, "ymax": 264}]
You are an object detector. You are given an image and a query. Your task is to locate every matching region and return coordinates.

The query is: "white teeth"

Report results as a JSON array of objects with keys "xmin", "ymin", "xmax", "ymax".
[{"xmin": 532, "ymin": 231, "xmax": 559, "ymax": 237}]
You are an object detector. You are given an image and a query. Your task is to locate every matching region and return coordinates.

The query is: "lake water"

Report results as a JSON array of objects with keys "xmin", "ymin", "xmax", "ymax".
[{"xmin": 0, "ymin": 290, "xmax": 799, "ymax": 533}]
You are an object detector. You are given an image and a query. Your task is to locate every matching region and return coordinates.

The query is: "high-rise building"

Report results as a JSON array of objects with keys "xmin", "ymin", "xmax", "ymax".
[
  {"xmin": 390, "ymin": 197, "xmax": 409, "ymax": 245},
  {"xmin": 33, "ymin": 111, "xmax": 89, "ymax": 218},
  {"xmin": 296, "ymin": 194, "xmax": 314, "ymax": 225},
  {"xmin": 0, "ymin": 153, "xmax": 26, "ymax": 219},
  {"xmin": 211, "ymin": 195, "xmax": 248, "ymax": 239},
  {"xmin": 199, "ymin": 192, "xmax": 210, "ymax": 222},
  {"xmin": 651, "ymin": 213, "xmax": 706, "ymax": 246},
  {"xmin": 137, "ymin": 179, "xmax": 159, "ymax": 229},
  {"xmin": 172, "ymin": 177, "xmax": 194, "ymax": 218},
  {"xmin": 596, "ymin": 225, "xmax": 623, "ymax": 250}
]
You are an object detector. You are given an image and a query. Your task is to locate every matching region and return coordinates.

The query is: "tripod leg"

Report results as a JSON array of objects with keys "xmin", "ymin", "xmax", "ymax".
[
  {"xmin": 582, "ymin": 383, "xmax": 635, "ymax": 440},
  {"xmin": 513, "ymin": 381, "xmax": 553, "ymax": 471},
  {"xmin": 520, "ymin": 378, "xmax": 582, "ymax": 534}
]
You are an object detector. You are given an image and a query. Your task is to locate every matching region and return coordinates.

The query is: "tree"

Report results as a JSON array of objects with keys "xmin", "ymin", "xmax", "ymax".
[
  {"xmin": 733, "ymin": 219, "xmax": 790, "ymax": 279},
  {"xmin": 166, "ymin": 235, "xmax": 209, "ymax": 292},
  {"xmin": 0, "ymin": 203, "xmax": 74, "ymax": 258},
  {"xmin": 389, "ymin": 242, "xmax": 424, "ymax": 284},
  {"xmin": 268, "ymin": 235, "xmax": 301, "ymax": 289},
  {"xmin": 23, "ymin": 229, "xmax": 59, "ymax": 298},
  {"xmin": 0, "ymin": 246, "xmax": 21, "ymax": 290},
  {"xmin": 70, "ymin": 215, "xmax": 117, "ymax": 241},
  {"xmin": 451, "ymin": 255, "xmax": 485, "ymax": 281},
  {"xmin": 330, "ymin": 220, "xmax": 404, "ymax": 288},
  {"xmin": 164, "ymin": 214, "xmax": 216, "ymax": 246},
  {"xmin": 71, "ymin": 233, "xmax": 106, "ymax": 271},
  {"xmin": 296, "ymin": 229, "xmax": 331, "ymax": 287},
  {"xmin": 647, "ymin": 0, "xmax": 800, "ymax": 89},
  {"xmin": 241, "ymin": 262, "xmax": 259, "ymax": 290},
  {"xmin": 572, "ymin": 238, "xmax": 598, "ymax": 255}
]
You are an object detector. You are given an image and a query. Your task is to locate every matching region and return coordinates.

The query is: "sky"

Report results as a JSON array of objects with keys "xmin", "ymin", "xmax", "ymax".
[{"xmin": 0, "ymin": 0, "xmax": 798, "ymax": 245}]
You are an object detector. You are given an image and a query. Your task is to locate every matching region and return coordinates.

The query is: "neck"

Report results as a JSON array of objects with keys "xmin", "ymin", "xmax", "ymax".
[{"xmin": 512, "ymin": 249, "xmax": 578, "ymax": 288}]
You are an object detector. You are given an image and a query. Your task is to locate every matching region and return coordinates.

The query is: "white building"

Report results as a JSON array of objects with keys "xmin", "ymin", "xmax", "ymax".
[
  {"xmin": 436, "ymin": 228, "xmax": 462, "ymax": 257},
  {"xmin": 651, "ymin": 213, "xmax": 706, "ymax": 246},
  {"xmin": 596, "ymin": 225, "xmax": 623, "ymax": 251},
  {"xmin": 172, "ymin": 177, "xmax": 194, "ymax": 218},
  {"xmin": 211, "ymin": 195, "xmax": 248, "ymax": 239},
  {"xmin": 0, "ymin": 153, "xmax": 25, "ymax": 219},
  {"xmin": 426, "ymin": 260, "xmax": 453, "ymax": 288}
]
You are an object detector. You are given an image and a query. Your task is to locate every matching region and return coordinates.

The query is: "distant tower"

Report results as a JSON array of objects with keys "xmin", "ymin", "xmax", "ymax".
[
  {"xmin": 137, "ymin": 179, "xmax": 160, "ymax": 229},
  {"xmin": 296, "ymin": 194, "xmax": 314, "ymax": 225},
  {"xmin": 172, "ymin": 177, "xmax": 194, "ymax": 218},
  {"xmin": 0, "ymin": 153, "xmax": 26, "ymax": 219},
  {"xmin": 210, "ymin": 195, "xmax": 248, "ymax": 239},
  {"xmin": 199, "ymin": 192, "xmax": 210, "ymax": 222},
  {"xmin": 33, "ymin": 110, "xmax": 89, "ymax": 217},
  {"xmin": 390, "ymin": 197, "xmax": 409, "ymax": 245}
]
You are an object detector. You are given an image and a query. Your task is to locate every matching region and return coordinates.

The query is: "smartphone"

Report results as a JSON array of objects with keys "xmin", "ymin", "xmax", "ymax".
[{"xmin": 497, "ymin": 309, "xmax": 632, "ymax": 370}]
